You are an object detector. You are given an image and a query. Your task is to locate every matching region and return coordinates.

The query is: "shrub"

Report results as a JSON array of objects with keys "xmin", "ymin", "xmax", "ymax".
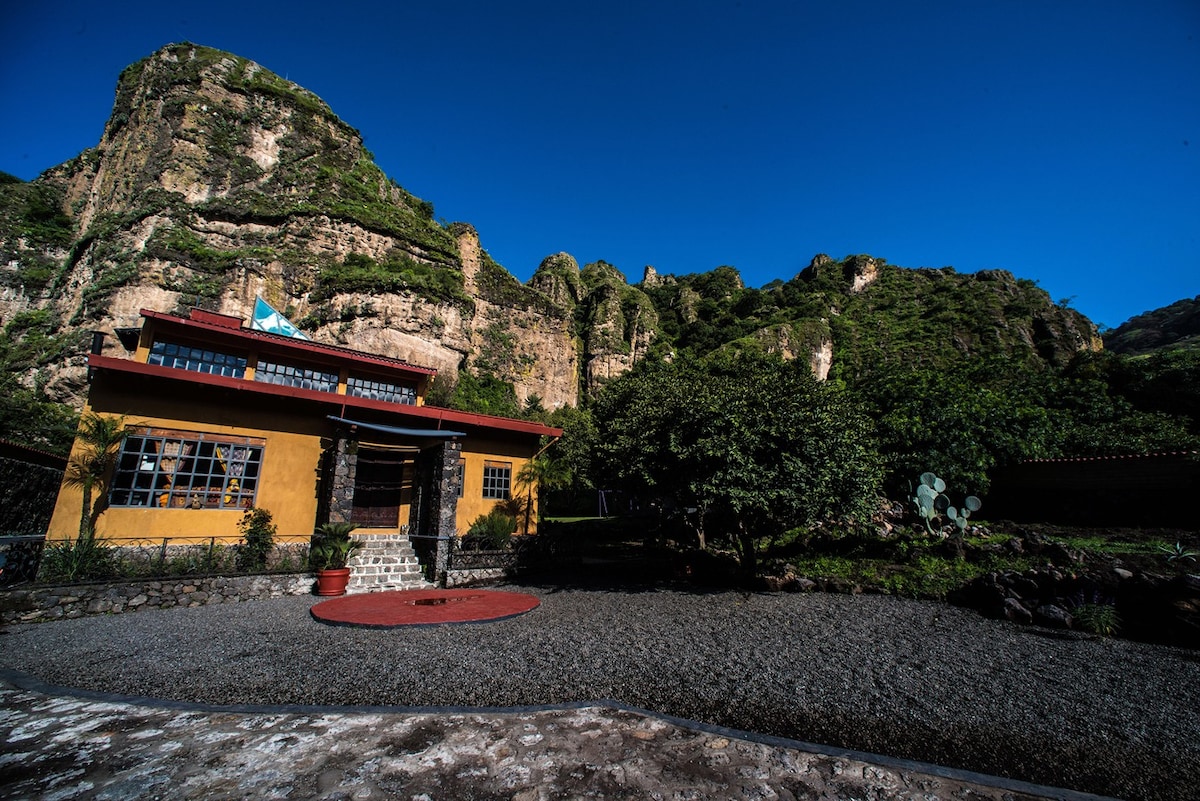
[
  {"xmin": 463, "ymin": 510, "xmax": 517, "ymax": 550},
  {"xmin": 236, "ymin": 507, "xmax": 276, "ymax": 571},
  {"xmin": 38, "ymin": 537, "xmax": 117, "ymax": 582},
  {"xmin": 1073, "ymin": 602, "xmax": 1121, "ymax": 637}
]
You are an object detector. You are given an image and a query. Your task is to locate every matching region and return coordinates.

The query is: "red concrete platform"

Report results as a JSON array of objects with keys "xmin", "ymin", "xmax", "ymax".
[{"xmin": 310, "ymin": 589, "xmax": 540, "ymax": 628}]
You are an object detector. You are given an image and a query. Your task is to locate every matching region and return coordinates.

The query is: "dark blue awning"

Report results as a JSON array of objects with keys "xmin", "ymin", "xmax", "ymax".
[{"xmin": 326, "ymin": 415, "xmax": 466, "ymax": 439}]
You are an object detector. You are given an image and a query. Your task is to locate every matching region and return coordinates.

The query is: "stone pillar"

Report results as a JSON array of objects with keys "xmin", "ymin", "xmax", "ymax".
[
  {"xmin": 328, "ymin": 435, "xmax": 358, "ymax": 524},
  {"xmin": 428, "ymin": 438, "xmax": 462, "ymax": 587}
]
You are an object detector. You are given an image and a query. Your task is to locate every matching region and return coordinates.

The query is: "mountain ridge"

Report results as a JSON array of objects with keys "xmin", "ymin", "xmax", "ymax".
[{"xmin": 1, "ymin": 43, "xmax": 1109, "ymax": 449}]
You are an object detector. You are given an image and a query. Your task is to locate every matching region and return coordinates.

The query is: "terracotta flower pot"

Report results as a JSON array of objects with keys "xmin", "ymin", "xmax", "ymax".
[{"xmin": 315, "ymin": 567, "xmax": 352, "ymax": 596}]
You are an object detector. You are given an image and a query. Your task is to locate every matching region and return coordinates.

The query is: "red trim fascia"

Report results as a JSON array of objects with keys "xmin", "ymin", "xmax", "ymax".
[
  {"xmin": 140, "ymin": 309, "xmax": 437, "ymax": 377},
  {"xmin": 399, "ymin": 402, "xmax": 563, "ymax": 438},
  {"xmin": 89, "ymin": 355, "xmax": 561, "ymax": 438}
]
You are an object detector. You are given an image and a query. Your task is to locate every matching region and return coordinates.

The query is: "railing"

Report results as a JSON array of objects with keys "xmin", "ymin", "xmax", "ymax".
[
  {"xmin": 449, "ymin": 533, "xmax": 579, "ymax": 572},
  {"xmin": 7, "ymin": 535, "xmax": 311, "ymax": 585}
]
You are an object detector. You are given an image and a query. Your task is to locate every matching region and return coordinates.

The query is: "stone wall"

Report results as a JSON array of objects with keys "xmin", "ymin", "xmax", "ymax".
[
  {"xmin": 0, "ymin": 441, "xmax": 65, "ymax": 539},
  {"xmin": 0, "ymin": 573, "xmax": 313, "ymax": 625},
  {"xmin": 445, "ymin": 567, "xmax": 509, "ymax": 587}
]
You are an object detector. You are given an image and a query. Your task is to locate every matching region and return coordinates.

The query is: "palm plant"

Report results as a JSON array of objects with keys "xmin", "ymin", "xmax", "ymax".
[
  {"xmin": 515, "ymin": 454, "xmax": 571, "ymax": 535},
  {"xmin": 62, "ymin": 412, "xmax": 128, "ymax": 545},
  {"xmin": 309, "ymin": 522, "xmax": 363, "ymax": 570}
]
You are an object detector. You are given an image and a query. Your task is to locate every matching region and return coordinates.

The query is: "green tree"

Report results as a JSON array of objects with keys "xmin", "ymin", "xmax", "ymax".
[
  {"xmin": 447, "ymin": 371, "xmax": 521, "ymax": 418},
  {"xmin": 515, "ymin": 453, "xmax": 572, "ymax": 534},
  {"xmin": 866, "ymin": 360, "xmax": 1056, "ymax": 496},
  {"xmin": 1043, "ymin": 362, "xmax": 1199, "ymax": 456},
  {"xmin": 0, "ymin": 373, "xmax": 79, "ymax": 455},
  {"xmin": 593, "ymin": 354, "xmax": 882, "ymax": 577},
  {"xmin": 62, "ymin": 413, "xmax": 129, "ymax": 544},
  {"xmin": 546, "ymin": 404, "xmax": 597, "ymax": 487}
]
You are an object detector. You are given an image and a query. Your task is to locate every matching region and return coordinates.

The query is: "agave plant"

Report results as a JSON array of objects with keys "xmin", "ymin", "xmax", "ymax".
[
  {"xmin": 309, "ymin": 522, "xmax": 363, "ymax": 571},
  {"xmin": 1157, "ymin": 541, "xmax": 1198, "ymax": 564}
]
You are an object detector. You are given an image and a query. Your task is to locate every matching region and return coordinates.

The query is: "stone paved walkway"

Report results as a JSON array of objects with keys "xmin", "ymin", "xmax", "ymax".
[{"xmin": 0, "ymin": 676, "xmax": 1110, "ymax": 800}]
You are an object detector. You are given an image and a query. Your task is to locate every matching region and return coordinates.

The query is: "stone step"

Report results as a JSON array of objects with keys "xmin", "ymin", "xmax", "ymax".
[{"xmin": 343, "ymin": 531, "xmax": 432, "ymax": 593}]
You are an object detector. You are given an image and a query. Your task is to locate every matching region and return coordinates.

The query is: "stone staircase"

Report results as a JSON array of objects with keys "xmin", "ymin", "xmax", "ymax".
[{"xmin": 345, "ymin": 532, "xmax": 432, "ymax": 593}]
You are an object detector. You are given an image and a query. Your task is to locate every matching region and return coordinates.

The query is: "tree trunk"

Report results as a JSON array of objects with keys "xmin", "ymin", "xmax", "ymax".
[
  {"xmin": 736, "ymin": 521, "xmax": 757, "ymax": 580},
  {"xmin": 77, "ymin": 477, "xmax": 95, "ymax": 546}
]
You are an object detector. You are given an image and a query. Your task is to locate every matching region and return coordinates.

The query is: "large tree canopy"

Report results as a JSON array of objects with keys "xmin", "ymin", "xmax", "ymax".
[{"xmin": 591, "ymin": 353, "xmax": 882, "ymax": 575}]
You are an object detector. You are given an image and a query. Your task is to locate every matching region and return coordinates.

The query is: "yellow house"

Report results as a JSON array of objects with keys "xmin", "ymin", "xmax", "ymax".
[{"xmin": 46, "ymin": 307, "xmax": 561, "ymax": 581}]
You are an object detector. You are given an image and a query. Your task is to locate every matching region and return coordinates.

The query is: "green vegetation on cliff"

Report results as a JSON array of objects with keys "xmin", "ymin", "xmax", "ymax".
[
  {"xmin": 308, "ymin": 252, "xmax": 471, "ymax": 307},
  {"xmin": 1104, "ymin": 296, "xmax": 1200, "ymax": 356},
  {"xmin": 0, "ymin": 173, "xmax": 75, "ymax": 291},
  {"xmin": 640, "ymin": 255, "xmax": 1092, "ymax": 379}
]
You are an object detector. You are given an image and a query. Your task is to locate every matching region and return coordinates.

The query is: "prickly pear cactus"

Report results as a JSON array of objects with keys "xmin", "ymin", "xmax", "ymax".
[{"xmin": 910, "ymin": 473, "xmax": 980, "ymax": 536}]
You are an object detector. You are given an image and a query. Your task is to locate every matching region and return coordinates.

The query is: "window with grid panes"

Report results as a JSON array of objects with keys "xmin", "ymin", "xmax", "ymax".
[
  {"xmin": 148, "ymin": 340, "xmax": 246, "ymax": 378},
  {"xmin": 346, "ymin": 375, "xmax": 416, "ymax": 405},
  {"xmin": 254, "ymin": 358, "xmax": 338, "ymax": 393},
  {"xmin": 482, "ymin": 461, "xmax": 511, "ymax": 499},
  {"xmin": 109, "ymin": 428, "xmax": 264, "ymax": 509}
]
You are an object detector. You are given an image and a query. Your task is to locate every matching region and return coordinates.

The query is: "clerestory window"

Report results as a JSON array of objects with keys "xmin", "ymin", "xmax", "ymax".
[
  {"xmin": 346, "ymin": 375, "xmax": 416, "ymax": 405},
  {"xmin": 254, "ymin": 358, "xmax": 338, "ymax": 393},
  {"xmin": 148, "ymin": 340, "xmax": 246, "ymax": 378}
]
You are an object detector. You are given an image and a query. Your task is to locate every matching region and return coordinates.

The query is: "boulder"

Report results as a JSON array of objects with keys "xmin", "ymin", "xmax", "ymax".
[
  {"xmin": 1002, "ymin": 597, "xmax": 1033, "ymax": 624},
  {"xmin": 1034, "ymin": 604, "xmax": 1073, "ymax": 629}
]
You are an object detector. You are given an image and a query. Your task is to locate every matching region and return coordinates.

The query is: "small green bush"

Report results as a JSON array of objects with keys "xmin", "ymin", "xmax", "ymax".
[
  {"xmin": 236, "ymin": 507, "xmax": 276, "ymax": 571},
  {"xmin": 463, "ymin": 510, "xmax": 517, "ymax": 550},
  {"xmin": 309, "ymin": 521, "xmax": 362, "ymax": 570},
  {"xmin": 38, "ymin": 537, "xmax": 117, "ymax": 582},
  {"xmin": 1073, "ymin": 603, "xmax": 1121, "ymax": 637}
]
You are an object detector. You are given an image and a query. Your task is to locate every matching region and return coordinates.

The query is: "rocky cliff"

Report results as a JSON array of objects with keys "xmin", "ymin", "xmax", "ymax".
[
  {"xmin": 0, "ymin": 43, "xmax": 646, "ymax": 410},
  {"xmin": 1, "ymin": 43, "xmax": 1100, "ymax": 430}
]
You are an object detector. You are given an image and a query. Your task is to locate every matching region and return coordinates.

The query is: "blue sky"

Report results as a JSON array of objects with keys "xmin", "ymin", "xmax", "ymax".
[{"xmin": 2, "ymin": 1, "xmax": 1197, "ymax": 329}]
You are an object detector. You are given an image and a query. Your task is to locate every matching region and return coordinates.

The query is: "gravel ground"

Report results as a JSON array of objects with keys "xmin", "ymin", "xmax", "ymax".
[{"xmin": 2, "ymin": 585, "xmax": 1197, "ymax": 801}]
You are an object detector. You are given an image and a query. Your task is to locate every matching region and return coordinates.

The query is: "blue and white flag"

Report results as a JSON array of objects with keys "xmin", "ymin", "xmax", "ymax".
[{"xmin": 251, "ymin": 296, "xmax": 310, "ymax": 340}]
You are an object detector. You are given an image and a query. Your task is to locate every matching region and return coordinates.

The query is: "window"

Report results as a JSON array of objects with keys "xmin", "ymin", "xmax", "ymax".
[
  {"xmin": 110, "ymin": 429, "xmax": 264, "ymax": 509},
  {"xmin": 254, "ymin": 359, "xmax": 338, "ymax": 393},
  {"xmin": 149, "ymin": 340, "xmax": 246, "ymax": 378},
  {"xmin": 351, "ymin": 447, "xmax": 408, "ymax": 527},
  {"xmin": 482, "ymin": 461, "xmax": 511, "ymax": 499},
  {"xmin": 456, "ymin": 458, "xmax": 465, "ymax": 498},
  {"xmin": 346, "ymin": 375, "xmax": 416, "ymax": 405}
]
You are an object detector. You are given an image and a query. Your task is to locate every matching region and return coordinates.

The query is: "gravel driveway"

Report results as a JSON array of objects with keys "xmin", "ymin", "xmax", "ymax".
[{"xmin": 2, "ymin": 585, "xmax": 1196, "ymax": 800}]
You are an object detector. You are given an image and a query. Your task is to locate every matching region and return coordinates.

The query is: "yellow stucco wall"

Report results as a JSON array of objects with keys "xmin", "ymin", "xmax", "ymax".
[
  {"xmin": 47, "ymin": 391, "xmax": 327, "ymax": 544},
  {"xmin": 47, "ymin": 372, "xmax": 544, "ymax": 545},
  {"xmin": 457, "ymin": 437, "xmax": 539, "ymax": 535}
]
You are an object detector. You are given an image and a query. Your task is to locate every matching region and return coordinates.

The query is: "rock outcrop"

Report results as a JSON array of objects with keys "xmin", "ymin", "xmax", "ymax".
[{"xmin": 0, "ymin": 44, "xmax": 645, "ymax": 411}]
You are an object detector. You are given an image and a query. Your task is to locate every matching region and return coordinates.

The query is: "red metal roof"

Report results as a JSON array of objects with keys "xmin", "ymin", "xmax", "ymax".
[{"xmin": 141, "ymin": 309, "xmax": 437, "ymax": 377}]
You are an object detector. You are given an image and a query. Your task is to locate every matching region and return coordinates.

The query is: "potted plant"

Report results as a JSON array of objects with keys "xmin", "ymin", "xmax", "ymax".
[{"xmin": 310, "ymin": 522, "xmax": 363, "ymax": 596}]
